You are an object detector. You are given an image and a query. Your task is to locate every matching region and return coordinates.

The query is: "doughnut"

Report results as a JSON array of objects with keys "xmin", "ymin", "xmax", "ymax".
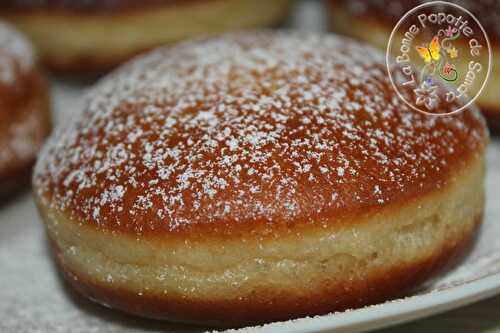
[
  {"xmin": 0, "ymin": 0, "xmax": 292, "ymax": 72},
  {"xmin": 328, "ymin": 0, "xmax": 500, "ymax": 130},
  {"xmin": 0, "ymin": 21, "xmax": 50, "ymax": 199},
  {"xmin": 33, "ymin": 32, "xmax": 488, "ymax": 327}
]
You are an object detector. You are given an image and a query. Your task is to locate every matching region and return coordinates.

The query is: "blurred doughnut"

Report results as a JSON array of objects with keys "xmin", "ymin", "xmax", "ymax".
[
  {"xmin": 0, "ymin": 0, "xmax": 292, "ymax": 72},
  {"xmin": 0, "ymin": 21, "xmax": 50, "ymax": 199}
]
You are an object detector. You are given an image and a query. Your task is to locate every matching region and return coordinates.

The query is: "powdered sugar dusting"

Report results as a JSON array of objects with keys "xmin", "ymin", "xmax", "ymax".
[
  {"xmin": 0, "ymin": 109, "xmax": 44, "ymax": 168},
  {"xmin": 34, "ymin": 31, "xmax": 486, "ymax": 234},
  {"xmin": 0, "ymin": 22, "xmax": 44, "ymax": 175},
  {"xmin": 0, "ymin": 21, "xmax": 34, "ymax": 85}
]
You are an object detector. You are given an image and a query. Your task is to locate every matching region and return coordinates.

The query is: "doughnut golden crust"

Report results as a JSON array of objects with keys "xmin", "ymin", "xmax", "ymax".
[
  {"xmin": 34, "ymin": 32, "xmax": 488, "ymax": 327},
  {"xmin": 0, "ymin": 0, "xmax": 292, "ymax": 72},
  {"xmin": 328, "ymin": 0, "xmax": 500, "ymax": 130},
  {"xmin": 0, "ymin": 22, "xmax": 50, "ymax": 199}
]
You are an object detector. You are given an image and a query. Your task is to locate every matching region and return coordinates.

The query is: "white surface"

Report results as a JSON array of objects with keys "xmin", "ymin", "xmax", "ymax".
[{"xmin": 1, "ymin": 1, "xmax": 500, "ymax": 332}]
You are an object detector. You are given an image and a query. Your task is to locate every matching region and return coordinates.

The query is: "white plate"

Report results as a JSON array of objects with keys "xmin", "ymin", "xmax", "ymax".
[{"xmin": 1, "ymin": 2, "xmax": 500, "ymax": 332}]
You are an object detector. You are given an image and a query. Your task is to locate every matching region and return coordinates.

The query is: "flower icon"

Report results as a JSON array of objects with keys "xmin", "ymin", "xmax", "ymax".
[
  {"xmin": 445, "ymin": 26, "xmax": 456, "ymax": 37},
  {"xmin": 414, "ymin": 80, "xmax": 439, "ymax": 110},
  {"xmin": 446, "ymin": 47, "xmax": 458, "ymax": 58}
]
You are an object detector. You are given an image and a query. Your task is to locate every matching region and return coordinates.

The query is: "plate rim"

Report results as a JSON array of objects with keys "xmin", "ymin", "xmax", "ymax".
[{"xmin": 227, "ymin": 273, "xmax": 500, "ymax": 333}]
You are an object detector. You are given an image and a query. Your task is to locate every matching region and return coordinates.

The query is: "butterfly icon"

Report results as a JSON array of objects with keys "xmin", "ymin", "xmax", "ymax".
[{"xmin": 416, "ymin": 36, "xmax": 441, "ymax": 63}]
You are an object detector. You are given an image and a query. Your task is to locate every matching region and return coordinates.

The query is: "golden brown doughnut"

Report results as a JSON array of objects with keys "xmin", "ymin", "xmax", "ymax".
[
  {"xmin": 0, "ymin": 21, "xmax": 50, "ymax": 199},
  {"xmin": 0, "ymin": 0, "xmax": 292, "ymax": 72},
  {"xmin": 33, "ymin": 31, "xmax": 488, "ymax": 327},
  {"xmin": 328, "ymin": 0, "xmax": 500, "ymax": 131}
]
